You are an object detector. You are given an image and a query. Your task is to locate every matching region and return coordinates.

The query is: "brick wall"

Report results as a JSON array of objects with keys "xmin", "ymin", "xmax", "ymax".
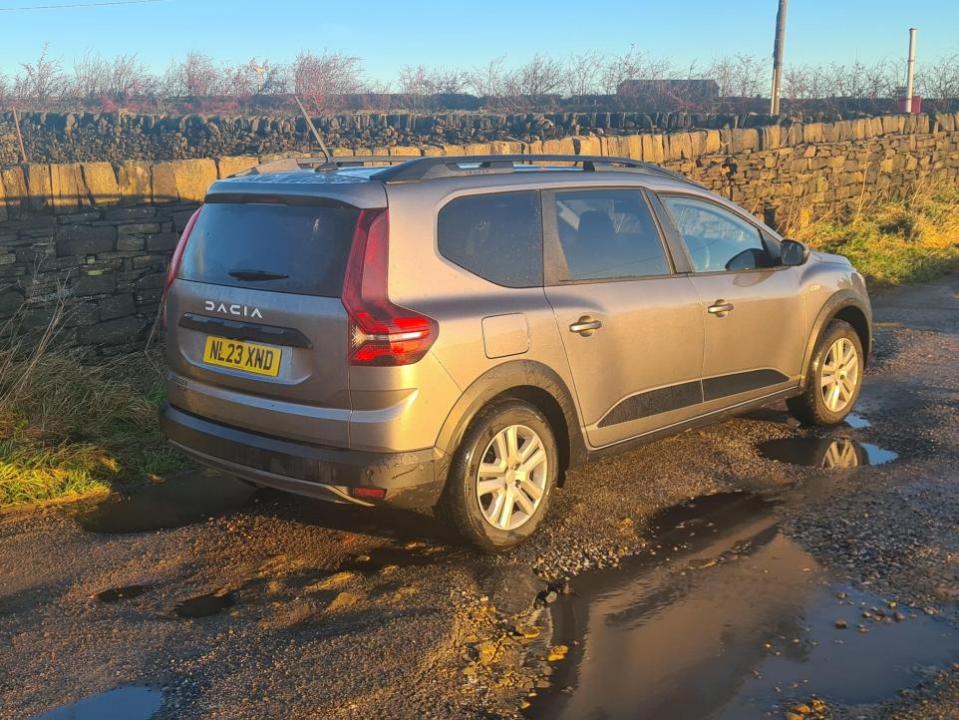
[{"xmin": 2, "ymin": 112, "xmax": 958, "ymax": 356}]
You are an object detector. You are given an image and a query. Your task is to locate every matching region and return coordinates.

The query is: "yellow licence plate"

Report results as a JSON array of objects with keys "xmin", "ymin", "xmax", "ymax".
[{"xmin": 202, "ymin": 336, "xmax": 282, "ymax": 377}]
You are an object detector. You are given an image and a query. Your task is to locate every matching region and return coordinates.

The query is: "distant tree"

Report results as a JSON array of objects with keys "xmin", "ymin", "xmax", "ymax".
[
  {"xmin": 506, "ymin": 53, "xmax": 564, "ymax": 97},
  {"xmin": 14, "ymin": 43, "xmax": 66, "ymax": 103},
  {"xmin": 601, "ymin": 46, "xmax": 673, "ymax": 96},
  {"xmin": 163, "ymin": 51, "xmax": 223, "ymax": 97},
  {"xmin": 564, "ymin": 50, "xmax": 604, "ymax": 97},
  {"xmin": 918, "ymin": 54, "xmax": 959, "ymax": 99},
  {"xmin": 292, "ymin": 51, "xmax": 365, "ymax": 111}
]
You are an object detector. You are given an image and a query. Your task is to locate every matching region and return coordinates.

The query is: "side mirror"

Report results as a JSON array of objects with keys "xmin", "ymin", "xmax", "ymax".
[{"xmin": 781, "ymin": 239, "xmax": 809, "ymax": 267}]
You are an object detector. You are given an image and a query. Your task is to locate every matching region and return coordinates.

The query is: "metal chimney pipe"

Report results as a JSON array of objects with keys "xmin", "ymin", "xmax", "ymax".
[{"xmin": 905, "ymin": 27, "xmax": 917, "ymax": 113}]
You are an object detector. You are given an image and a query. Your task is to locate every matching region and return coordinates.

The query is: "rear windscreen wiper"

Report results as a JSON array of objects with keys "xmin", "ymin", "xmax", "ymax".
[{"xmin": 228, "ymin": 269, "xmax": 290, "ymax": 281}]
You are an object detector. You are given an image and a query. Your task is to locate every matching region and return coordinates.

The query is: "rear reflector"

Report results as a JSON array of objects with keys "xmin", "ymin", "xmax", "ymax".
[
  {"xmin": 349, "ymin": 486, "xmax": 387, "ymax": 500},
  {"xmin": 341, "ymin": 208, "xmax": 438, "ymax": 366}
]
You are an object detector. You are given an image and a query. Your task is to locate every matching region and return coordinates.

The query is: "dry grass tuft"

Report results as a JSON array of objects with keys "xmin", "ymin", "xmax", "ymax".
[
  {"xmin": 793, "ymin": 182, "xmax": 959, "ymax": 286},
  {"xmin": 0, "ymin": 305, "xmax": 188, "ymax": 508}
]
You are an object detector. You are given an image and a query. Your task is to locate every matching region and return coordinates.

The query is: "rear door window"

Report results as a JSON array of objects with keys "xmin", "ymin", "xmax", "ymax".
[
  {"xmin": 549, "ymin": 188, "xmax": 671, "ymax": 281},
  {"xmin": 179, "ymin": 201, "xmax": 360, "ymax": 297},
  {"xmin": 437, "ymin": 191, "xmax": 543, "ymax": 288}
]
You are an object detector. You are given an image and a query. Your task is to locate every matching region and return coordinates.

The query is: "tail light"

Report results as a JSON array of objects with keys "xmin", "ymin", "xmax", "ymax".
[
  {"xmin": 161, "ymin": 207, "xmax": 202, "ymax": 326},
  {"xmin": 341, "ymin": 208, "xmax": 438, "ymax": 366}
]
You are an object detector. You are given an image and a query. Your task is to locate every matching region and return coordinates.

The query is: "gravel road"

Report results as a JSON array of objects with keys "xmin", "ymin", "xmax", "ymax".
[{"xmin": 1, "ymin": 272, "xmax": 957, "ymax": 720}]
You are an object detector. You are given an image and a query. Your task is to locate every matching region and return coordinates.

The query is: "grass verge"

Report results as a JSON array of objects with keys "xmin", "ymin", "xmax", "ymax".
[
  {"xmin": 0, "ymin": 347, "xmax": 190, "ymax": 509},
  {"xmin": 795, "ymin": 183, "xmax": 959, "ymax": 286}
]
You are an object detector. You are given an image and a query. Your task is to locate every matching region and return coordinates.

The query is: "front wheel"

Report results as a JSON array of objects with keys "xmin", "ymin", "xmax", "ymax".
[
  {"xmin": 787, "ymin": 319, "xmax": 864, "ymax": 426},
  {"xmin": 438, "ymin": 399, "xmax": 558, "ymax": 552}
]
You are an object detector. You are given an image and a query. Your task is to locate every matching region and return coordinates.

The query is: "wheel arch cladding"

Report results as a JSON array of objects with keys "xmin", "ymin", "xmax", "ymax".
[
  {"xmin": 832, "ymin": 305, "xmax": 871, "ymax": 367},
  {"xmin": 802, "ymin": 292, "xmax": 872, "ymax": 385},
  {"xmin": 433, "ymin": 360, "xmax": 585, "ymax": 484}
]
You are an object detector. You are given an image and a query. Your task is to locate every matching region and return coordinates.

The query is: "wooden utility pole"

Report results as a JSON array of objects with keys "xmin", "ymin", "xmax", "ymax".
[{"xmin": 770, "ymin": 0, "xmax": 788, "ymax": 115}]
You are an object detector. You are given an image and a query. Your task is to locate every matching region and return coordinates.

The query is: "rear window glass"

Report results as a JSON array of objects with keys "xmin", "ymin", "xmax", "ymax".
[
  {"xmin": 437, "ymin": 191, "xmax": 543, "ymax": 288},
  {"xmin": 179, "ymin": 202, "xmax": 359, "ymax": 297}
]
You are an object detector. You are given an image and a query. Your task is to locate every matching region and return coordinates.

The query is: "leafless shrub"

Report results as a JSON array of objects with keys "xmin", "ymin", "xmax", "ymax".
[
  {"xmin": 601, "ymin": 46, "xmax": 673, "ymax": 95},
  {"xmin": 563, "ymin": 50, "xmax": 604, "ymax": 97},
  {"xmin": 162, "ymin": 51, "xmax": 224, "ymax": 97},
  {"xmin": 398, "ymin": 65, "xmax": 465, "ymax": 95},
  {"xmin": 918, "ymin": 54, "xmax": 959, "ymax": 99},
  {"xmin": 506, "ymin": 53, "xmax": 564, "ymax": 97},
  {"xmin": 292, "ymin": 51, "xmax": 365, "ymax": 111},
  {"xmin": 465, "ymin": 56, "xmax": 511, "ymax": 98},
  {"xmin": 68, "ymin": 52, "xmax": 153, "ymax": 100},
  {"xmin": 13, "ymin": 43, "xmax": 67, "ymax": 102}
]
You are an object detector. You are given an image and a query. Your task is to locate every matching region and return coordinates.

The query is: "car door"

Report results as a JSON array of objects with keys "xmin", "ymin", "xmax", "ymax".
[
  {"xmin": 656, "ymin": 193, "xmax": 805, "ymax": 411},
  {"xmin": 542, "ymin": 187, "xmax": 705, "ymax": 448}
]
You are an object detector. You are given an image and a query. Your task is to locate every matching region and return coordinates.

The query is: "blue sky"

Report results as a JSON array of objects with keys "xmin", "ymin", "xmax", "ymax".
[{"xmin": 1, "ymin": 0, "xmax": 957, "ymax": 82}]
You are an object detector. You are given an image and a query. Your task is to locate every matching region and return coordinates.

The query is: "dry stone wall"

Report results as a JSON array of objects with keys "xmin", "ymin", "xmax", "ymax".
[{"xmin": 1, "ymin": 112, "xmax": 958, "ymax": 356}]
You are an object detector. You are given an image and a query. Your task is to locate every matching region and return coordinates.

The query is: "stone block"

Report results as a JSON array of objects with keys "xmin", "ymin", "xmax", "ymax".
[
  {"xmin": 641, "ymin": 134, "xmax": 665, "ymax": 164},
  {"xmin": 146, "ymin": 233, "xmax": 178, "ymax": 252},
  {"xmin": 26, "ymin": 164, "xmax": 53, "ymax": 211},
  {"xmin": 82, "ymin": 162, "xmax": 120, "ymax": 204},
  {"xmin": 573, "ymin": 135, "xmax": 602, "ymax": 156},
  {"xmin": 55, "ymin": 225, "xmax": 116, "ymax": 256},
  {"xmin": 118, "ymin": 162, "xmax": 152, "ymax": 204},
  {"xmin": 388, "ymin": 146, "xmax": 421, "ymax": 157},
  {"xmin": 2, "ymin": 167, "xmax": 27, "ymax": 218},
  {"xmin": 77, "ymin": 315, "xmax": 147, "ymax": 346},
  {"xmin": 50, "ymin": 163, "xmax": 87, "ymax": 213},
  {"xmin": 217, "ymin": 155, "xmax": 259, "ymax": 178},
  {"xmin": 75, "ymin": 268, "xmax": 116, "ymax": 296},
  {"xmin": 730, "ymin": 129, "xmax": 759, "ymax": 153},
  {"xmin": 98, "ymin": 293, "xmax": 136, "ymax": 321}
]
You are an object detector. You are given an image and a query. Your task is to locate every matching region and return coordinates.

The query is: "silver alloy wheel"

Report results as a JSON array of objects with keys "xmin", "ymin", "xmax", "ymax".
[
  {"xmin": 820, "ymin": 337, "xmax": 860, "ymax": 413},
  {"xmin": 820, "ymin": 438, "xmax": 862, "ymax": 469},
  {"xmin": 475, "ymin": 424, "xmax": 548, "ymax": 531}
]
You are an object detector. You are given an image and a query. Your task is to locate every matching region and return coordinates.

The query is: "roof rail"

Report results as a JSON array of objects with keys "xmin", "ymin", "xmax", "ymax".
[
  {"xmin": 240, "ymin": 155, "xmax": 414, "ymax": 176},
  {"xmin": 237, "ymin": 153, "xmax": 695, "ymax": 186},
  {"xmin": 369, "ymin": 154, "xmax": 691, "ymax": 184}
]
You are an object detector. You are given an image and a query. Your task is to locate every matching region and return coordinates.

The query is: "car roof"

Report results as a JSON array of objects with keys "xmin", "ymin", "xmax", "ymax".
[{"xmin": 205, "ymin": 154, "xmax": 710, "ymax": 208}]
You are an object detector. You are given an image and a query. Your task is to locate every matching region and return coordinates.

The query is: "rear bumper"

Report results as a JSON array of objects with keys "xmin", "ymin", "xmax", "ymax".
[{"xmin": 160, "ymin": 404, "xmax": 446, "ymax": 509}]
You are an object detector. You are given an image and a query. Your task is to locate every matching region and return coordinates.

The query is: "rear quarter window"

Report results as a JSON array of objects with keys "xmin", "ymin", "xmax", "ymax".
[
  {"xmin": 437, "ymin": 191, "xmax": 543, "ymax": 288},
  {"xmin": 179, "ymin": 201, "xmax": 359, "ymax": 297}
]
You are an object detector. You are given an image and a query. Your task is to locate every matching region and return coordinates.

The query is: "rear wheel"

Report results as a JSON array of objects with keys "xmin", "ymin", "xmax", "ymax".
[
  {"xmin": 787, "ymin": 320, "xmax": 864, "ymax": 426},
  {"xmin": 439, "ymin": 399, "xmax": 558, "ymax": 552}
]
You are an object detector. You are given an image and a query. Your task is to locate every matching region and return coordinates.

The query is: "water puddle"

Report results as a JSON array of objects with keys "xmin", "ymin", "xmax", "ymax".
[
  {"xmin": 758, "ymin": 437, "xmax": 898, "ymax": 469},
  {"xmin": 531, "ymin": 493, "xmax": 959, "ymax": 720},
  {"xmin": 174, "ymin": 591, "xmax": 235, "ymax": 618},
  {"xmin": 30, "ymin": 685, "xmax": 163, "ymax": 720},
  {"xmin": 75, "ymin": 471, "xmax": 255, "ymax": 534},
  {"xmin": 843, "ymin": 412, "xmax": 872, "ymax": 429},
  {"xmin": 95, "ymin": 584, "xmax": 151, "ymax": 603}
]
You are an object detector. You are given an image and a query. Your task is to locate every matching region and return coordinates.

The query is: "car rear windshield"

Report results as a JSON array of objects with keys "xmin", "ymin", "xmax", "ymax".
[{"xmin": 178, "ymin": 201, "xmax": 360, "ymax": 297}]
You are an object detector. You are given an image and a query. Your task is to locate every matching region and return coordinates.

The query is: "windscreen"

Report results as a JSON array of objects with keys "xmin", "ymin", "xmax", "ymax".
[{"xmin": 179, "ymin": 201, "xmax": 360, "ymax": 297}]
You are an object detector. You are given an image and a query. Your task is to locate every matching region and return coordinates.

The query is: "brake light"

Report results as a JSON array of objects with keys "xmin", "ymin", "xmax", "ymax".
[
  {"xmin": 341, "ymin": 208, "xmax": 438, "ymax": 366},
  {"xmin": 161, "ymin": 208, "xmax": 201, "ymax": 326}
]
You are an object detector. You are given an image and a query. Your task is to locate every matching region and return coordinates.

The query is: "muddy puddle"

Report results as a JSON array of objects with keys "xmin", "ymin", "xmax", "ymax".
[
  {"xmin": 31, "ymin": 685, "xmax": 163, "ymax": 720},
  {"xmin": 532, "ymin": 493, "xmax": 959, "ymax": 720},
  {"xmin": 95, "ymin": 584, "xmax": 151, "ymax": 603},
  {"xmin": 75, "ymin": 470, "xmax": 255, "ymax": 534},
  {"xmin": 175, "ymin": 591, "xmax": 236, "ymax": 618},
  {"xmin": 759, "ymin": 437, "xmax": 898, "ymax": 468}
]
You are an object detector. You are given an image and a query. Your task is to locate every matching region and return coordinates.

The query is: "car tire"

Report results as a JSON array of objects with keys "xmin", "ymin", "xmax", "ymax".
[
  {"xmin": 787, "ymin": 319, "xmax": 864, "ymax": 426},
  {"xmin": 438, "ymin": 399, "xmax": 558, "ymax": 553}
]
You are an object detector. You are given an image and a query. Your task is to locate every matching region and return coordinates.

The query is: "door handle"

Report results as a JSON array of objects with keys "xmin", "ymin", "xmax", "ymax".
[
  {"xmin": 707, "ymin": 300, "xmax": 735, "ymax": 316},
  {"xmin": 569, "ymin": 316, "xmax": 603, "ymax": 336}
]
